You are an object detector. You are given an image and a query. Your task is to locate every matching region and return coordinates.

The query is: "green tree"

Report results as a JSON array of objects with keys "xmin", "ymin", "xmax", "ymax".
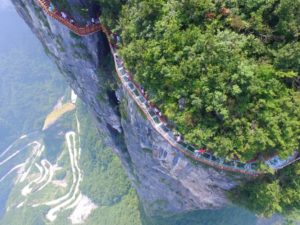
[{"xmin": 93, "ymin": 0, "xmax": 300, "ymax": 218}]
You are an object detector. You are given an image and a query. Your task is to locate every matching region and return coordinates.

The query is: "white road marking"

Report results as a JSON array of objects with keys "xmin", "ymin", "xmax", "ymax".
[
  {"xmin": 0, "ymin": 134, "xmax": 29, "ymax": 159},
  {"xmin": 36, "ymin": 160, "xmax": 54, "ymax": 191},
  {"xmin": 0, "ymin": 163, "xmax": 25, "ymax": 183},
  {"xmin": 71, "ymin": 90, "xmax": 78, "ymax": 104},
  {"xmin": 45, "ymin": 131, "xmax": 82, "ymax": 222},
  {"xmin": 34, "ymin": 131, "xmax": 80, "ymax": 211},
  {"xmin": 0, "ymin": 142, "xmax": 39, "ymax": 166},
  {"xmin": 21, "ymin": 158, "xmax": 51, "ymax": 196},
  {"xmin": 33, "ymin": 163, "xmax": 44, "ymax": 184},
  {"xmin": 16, "ymin": 201, "xmax": 25, "ymax": 208},
  {"xmin": 19, "ymin": 144, "xmax": 44, "ymax": 183}
]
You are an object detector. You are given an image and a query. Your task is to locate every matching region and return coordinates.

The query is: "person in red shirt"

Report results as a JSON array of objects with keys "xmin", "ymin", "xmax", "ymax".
[{"xmin": 195, "ymin": 149, "xmax": 206, "ymax": 154}]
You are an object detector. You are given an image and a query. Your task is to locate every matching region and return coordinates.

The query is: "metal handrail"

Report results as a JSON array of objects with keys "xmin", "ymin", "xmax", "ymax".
[{"xmin": 34, "ymin": 0, "xmax": 299, "ymax": 176}]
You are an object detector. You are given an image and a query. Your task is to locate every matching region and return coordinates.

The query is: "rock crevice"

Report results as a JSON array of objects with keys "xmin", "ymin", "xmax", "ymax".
[{"xmin": 11, "ymin": 0, "xmax": 243, "ymax": 216}]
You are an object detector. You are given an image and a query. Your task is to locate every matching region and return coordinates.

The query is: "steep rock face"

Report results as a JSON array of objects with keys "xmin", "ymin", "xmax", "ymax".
[{"xmin": 11, "ymin": 0, "xmax": 245, "ymax": 216}]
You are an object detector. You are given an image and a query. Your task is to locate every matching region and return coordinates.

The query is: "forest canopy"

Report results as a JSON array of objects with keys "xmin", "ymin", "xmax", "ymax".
[
  {"xmin": 94, "ymin": 0, "xmax": 300, "ymax": 218},
  {"xmin": 113, "ymin": 0, "xmax": 300, "ymax": 161}
]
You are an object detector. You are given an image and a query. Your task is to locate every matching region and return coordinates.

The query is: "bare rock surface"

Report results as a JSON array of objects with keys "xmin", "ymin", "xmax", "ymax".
[{"xmin": 11, "ymin": 0, "xmax": 247, "ymax": 216}]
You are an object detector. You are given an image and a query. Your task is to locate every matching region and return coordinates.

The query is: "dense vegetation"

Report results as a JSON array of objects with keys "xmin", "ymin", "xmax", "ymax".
[
  {"xmin": 4, "ymin": 0, "xmax": 300, "ymax": 222},
  {"xmin": 97, "ymin": 0, "xmax": 300, "ymax": 220},
  {"xmin": 231, "ymin": 162, "xmax": 300, "ymax": 222},
  {"xmin": 77, "ymin": 101, "xmax": 142, "ymax": 225},
  {"xmin": 118, "ymin": 0, "xmax": 300, "ymax": 161}
]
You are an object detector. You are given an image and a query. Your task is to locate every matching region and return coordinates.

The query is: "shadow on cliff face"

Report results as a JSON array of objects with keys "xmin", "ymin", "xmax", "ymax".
[
  {"xmin": 98, "ymin": 31, "xmax": 111, "ymax": 59},
  {"xmin": 140, "ymin": 206, "xmax": 282, "ymax": 225}
]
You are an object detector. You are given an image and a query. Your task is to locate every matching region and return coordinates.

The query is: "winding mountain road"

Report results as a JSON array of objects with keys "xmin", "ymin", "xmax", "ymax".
[
  {"xmin": 45, "ymin": 131, "xmax": 82, "ymax": 221},
  {"xmin": 0, "ymin": 142, "xmax": 39, "ymax": 166},
  {"xmin": 0, "ymin": 134, "xmax": 28, "ymax": 159}
]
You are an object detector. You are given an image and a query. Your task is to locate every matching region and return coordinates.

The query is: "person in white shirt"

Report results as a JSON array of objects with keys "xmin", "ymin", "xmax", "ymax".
[{"xmin": 61, "ymin": 11, "xmax": 67, "ymax": 19}]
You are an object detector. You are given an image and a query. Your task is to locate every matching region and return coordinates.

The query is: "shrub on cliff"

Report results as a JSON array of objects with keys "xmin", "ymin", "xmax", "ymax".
[{"xmin": 118, "ymin": 0, "xmax": 300, "ymax": 161}]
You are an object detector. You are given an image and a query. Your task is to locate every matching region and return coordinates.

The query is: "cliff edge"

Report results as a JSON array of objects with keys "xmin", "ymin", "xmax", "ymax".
[{"xmin": 11, "ymin": 0, "xmax": 248, "ymax": 216}]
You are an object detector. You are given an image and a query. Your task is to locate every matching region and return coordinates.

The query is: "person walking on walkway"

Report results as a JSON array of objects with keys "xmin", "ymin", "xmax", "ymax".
[
  {"xmin": 49, "ymin": 2, "xmax": 55, "ymax": 12},
  {"xmin": 61, "ymin": 11, "xmax": 67, "ymax": 19}
]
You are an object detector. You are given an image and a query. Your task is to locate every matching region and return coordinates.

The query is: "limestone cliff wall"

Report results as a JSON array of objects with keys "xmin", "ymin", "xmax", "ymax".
[{"xmin": 11, "ymin": 0, "xmax": 246, "ymax": 216}]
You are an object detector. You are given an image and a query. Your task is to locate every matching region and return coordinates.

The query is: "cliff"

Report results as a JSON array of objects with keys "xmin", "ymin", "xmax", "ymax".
[{"xmin": 11, "ymin": 0, "xmax": 247, "ymax": 216}]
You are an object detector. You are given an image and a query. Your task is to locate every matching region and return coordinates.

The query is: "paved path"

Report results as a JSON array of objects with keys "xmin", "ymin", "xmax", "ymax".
[{"xmin": 34, "ymin": 0, "xmax": 299, "ymax": 176}]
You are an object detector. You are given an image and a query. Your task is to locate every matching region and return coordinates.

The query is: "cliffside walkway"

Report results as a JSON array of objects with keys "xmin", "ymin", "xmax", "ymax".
[
  {"xmin": 37, "ymin": 0, "xmax": 102, "ymax": 36},
  {"xmin": 35, "ymin": 0, "xmax": 299, "ymax": 176}
]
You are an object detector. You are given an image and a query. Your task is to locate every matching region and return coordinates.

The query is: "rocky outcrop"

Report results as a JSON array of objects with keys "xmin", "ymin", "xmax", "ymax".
[{"xmin": 11, "ymin": 0, "xmax": 247, "ymax": 216}]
